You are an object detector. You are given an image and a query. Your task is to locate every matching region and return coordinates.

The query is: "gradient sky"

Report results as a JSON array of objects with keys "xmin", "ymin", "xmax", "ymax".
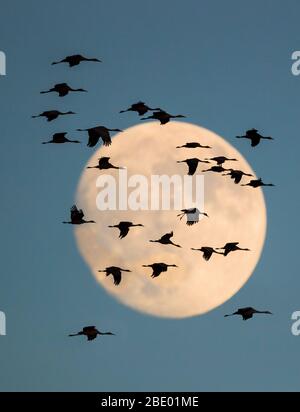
[{"xmin": 0, "ymin": 0, "xmax": 299, "ymax": 391}]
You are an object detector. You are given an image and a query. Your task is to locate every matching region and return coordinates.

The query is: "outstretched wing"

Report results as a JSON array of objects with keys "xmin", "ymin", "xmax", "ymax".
[
  {"xmin": 87, "ymin": 129, "xmax": 100, "ymax": 147},
  {"xmin": 202, "ymin": 247, "xmax": 214, "ymax": 261},
  {"xmin": 99, "ymin": 129, "xmax": 112, "ymax": 146},
  {"xmin": 233, "ymin": 172, "xmax": 242, "ymax": 184},
  {"xmin": 119, "ymin": 226, "xmax": 130, "ymax": 239},
  {"xmin": 151, "ymin": 264, "xmax": 163, "ymax": 278},
  {"xmin": 71, "ymin": 205, "xmax": 84, "ymax": 221},
  {"xmin": 186, "ymin": 209, "xmax": 199, "ymax": 225},
  {"xmin": 161, "ymin": 232, "xmax": 173, "ymax": 242},
  {"xmin": 187, "ymin": 161, "xmax": 198, "ymax": 176},
  {"xmin": 110, "ymin": 268, "xmax": 122, "ymax": 286},
  {"xmin": 250, "ymin": 136, "xmax": 260, "ymax": 147}
]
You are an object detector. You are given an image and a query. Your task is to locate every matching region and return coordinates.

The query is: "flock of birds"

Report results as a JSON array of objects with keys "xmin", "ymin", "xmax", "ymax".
[{"xmin": 36, "ymin": 54, "xmax": 274, "ymax": 341}]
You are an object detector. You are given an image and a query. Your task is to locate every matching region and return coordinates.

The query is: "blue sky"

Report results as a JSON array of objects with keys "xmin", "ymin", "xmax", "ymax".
[{"xmin": 0, "ymin": 0, "xmax": 299, "ymax": 391}]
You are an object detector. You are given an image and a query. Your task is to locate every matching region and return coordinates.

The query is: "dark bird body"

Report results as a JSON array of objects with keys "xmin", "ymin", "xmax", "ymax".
[
  {"xmin": 205, "ymin": 156, "xmax": 237, "ymax": 165},
  {"xmin": 143, "ymin": 263, "xmax": 177, "ymax": 278},
  {"xmin": 87, "ymin": 157, "xmax": 123, "ymax": 171},
  {"xmin": 176, "ymin": 142, "xmax": 211, "ymax": 149},
  {"xmin": 98, "ymin": 266, "xmax": 131, "ymax": 286},
  {"xmin": 216, "ymin": 242, "xmax": 250, "ymax": 256},
  {"xmin": 222, "ymin": 169, "xmax": 253, "ymax": 184},
  {"xmin": 108, "ymin": 221, "xmax": 144, "ymax": 239},
  {"xmin": 63, "ymin": 205, "xmax": 95, "ymax": 225},
  {"xmin": 150, "ymin": 231, "xmax": 181, "ymax": 248},
  {"xmin": 141, "ymin": 109, "xmax": 185, "ymax": 125},
  {"xmin": 42, "ymin": 132, "xmax": 80, "ymax": 144},
  {"xmin": 177, "ymin": 208, "xmax": 208, "ymax": 225},
  {"xmin": 177, "ymin": 158, "xmax": 210, "ymax": 175},
  {"xmin": 69, "ymin": 326, "xmax": 114, "ymax": 341},
  {"xmin": 191, "ymin": 247, "xmax": 223, "ymax": 261},
  {"xmin": 120, "ymin": 101, "xmax": 157, "ymax": 116},
  {"xmin": 52, "ymin": 54, "xmax": 101, "ymax": 67},
  {"xmin": 41, "ymin": 83, "xmax": 87, "ymax": 97},
  {"xmin": 236, "ymin": 129, "xmax": 273, "ymax": 147},
  {"xmin": 241, "ymin": 178, "xmax": 274, "ymax": 188},
  {"xmin": 77, "ymin": 126, "xmax": 122, "ymax": 147},
  {"xmin": 32, "ymin": 110, "xmax": 75, "ymax": 122},
  {"xmin": 225, "ymin": 307, "xmax": 272, "ymax": 321}
]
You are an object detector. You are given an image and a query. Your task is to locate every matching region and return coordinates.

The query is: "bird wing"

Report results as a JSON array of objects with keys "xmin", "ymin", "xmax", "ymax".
[
  {"xmin": 151, "ymin": 264, "xmax": 163, "ymax": 278},
  {"xmin": 119, "ymin": 226, "xmax": 130, "ymax": 239},
  {"xmin": 110, "ymin": 268, "xmax": 122, "ymax": 286},
  {"xmin": 233, "ymin": 172, "xmax": 242, "ymax": 184},
  {"xmin": 186, "ymin": 209, "xmax": 199, "ymax": 225},
  {"xmin": 87, "ymin": 333, "xmax": 97, "ymax": 341},
  {"xmin": 98, "ymin": 129, "xmax": 112, "ymax": 146},
  {"xmin": 187, "ymin": 161, "xmax": 198, "ymax": 176},
  {"xmin": 202, "ymin": 247, "xmax": 214, "ymax": 261},
  {"xmin": 71, "ymin": 205, "xmax": 84, "ymax": 221},
  {"xmin": 83, "ymin": 326, "xmax": 96, "ymax": 332},
  {"xmin": 250, "ymin": 136, "xmax": 260, "ymax": 147},
  {"xmin": 87, "ymin": 129, "xmax": 100, "ymax": 147},
  {"xmin": 161, "ymin": 232, "xmax": 173, "ymax": 241}
]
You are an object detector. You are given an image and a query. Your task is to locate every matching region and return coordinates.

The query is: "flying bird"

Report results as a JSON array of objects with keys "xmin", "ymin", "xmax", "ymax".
[
  {"xmin": 98, "ymin": 266, "xmax": 131, "ymax": 286},
  {"xmin": 176, "ymin": 142, "xmax": 211, "ymax": 149},
  {"xmin": 40, "ymin": 83, "xmax": 87, "ymax": 97},
  {"xmin": 32, "ymin": 110, "xmax": 75, "ymax": 122},
  {"xmin": 177, "ymin": 208, "xmax": 208, "ymax": 225},
  {"xmin": 222, "ymin": 169, "xmax": 253, "ymax": 184},
  {"xmin": 202, "ymin": 165, "xmax": 228, "ymax": 174},
  {"xmin": 150, "ymin": 231, "xmax": 181, "ymax": 248},
  {"xmin": 191, "ymin": 247, "xmax": 223, "ymax": 261},
  {"xmin": 241, "ymin": 178, "xmax": 275, "ymax": 188},
  {"xmin": 120, "ymin": 101, "xmax": 158, "ymax": 116},
  {"xmin": 108, "ymin": 221, "xmax": 144, "ymax": 239},
  {"xmin": 77, "ymin": 126, "xmax": 122, "ymax": 147},
  {"xmin": 52, "ymin": 54, "xmax": 101, "ymax": 67},
  {"xmin": 224, "ymin": 307, "xmax": 272, "ymax": 321},
  {"xmin": 177, "ymin": 158, "xmax": 210, "ymax": 175},
  {"xmin": 87, "ymin": 157, "xmax": 124, "ymax": 171},
  {"xmin": 42, "ymin": 132, "xmax": 80, "ymax": 144},
  {"xmin": 63, "ymin": 205, "xmax": 95, "ymax": 225},
  {"xmin": 141, "ymin": 109, "xmax": 186, "ymax": 125},
  {"xmin": 69, "ymin": 326, "xmax": 114, "ymax": 341},
  {"xmin": 216, "ymin": 242, "xmax": 250, "ymax": 256},
  {"xmin": 143, "ymin": 263, "xmax": 177, "ymax": 278},
  {"xmin": 205, "ymin": 156, "xmax": 238, "ymax": 165},
  {"xmin": 236, "ymin": 129, "xmax": 274, "ymax": 147}
]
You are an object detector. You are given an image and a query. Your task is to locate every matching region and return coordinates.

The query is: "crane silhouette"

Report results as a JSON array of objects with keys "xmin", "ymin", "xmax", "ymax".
[
  {"xmin": 202, "ymin": 165, "xmax": 228, "ymax": 174},
  {"xmin": 87, "ymin": 157, "xmax": 124, "ymax": 171},
  {"xmin": 52, "ymin": 54, "xmax": 101, "ymax": 67},
  {"xmin": 141, "ymin": 109, "xmax": 186, "ymax": 125},
  {"xmin": 222, "ymin": 169, "xmax": 253, "ymax": 184},
  {"xmin": 191, "ymin": 247, "xmax": 223, "ymax": 261},
  {"xmin": 108, "ymin": 221, "xmax": 144, "ymax": 239},
  {"xmin": 120, "ymin": 101, "xmax": 158, "ymax": 116},
  {"xmin": 205, "ymin": 156, "xmax": 238, "ymax": 165},
  {"xmin": 236, "ymin": 129, "xmax": 274, "ymax": 147},
  {"xmin": 32, "ymin": 110, "xmax": 75, "ymax": 122},
  {"xmin": 177, "ymin": 158, "xmax": 210, "ymax": 175},
  {"xmin": 77, "ymin": 126, "xmax": 122, "ymax": 147},
  {"xmin": 241, "ymin": 178, "xmax": 275, "ymax": 188},
  {"xmin": 63, "ymin": 205, "xmax": 95, "ymax": 225},
  {"xmin": 42, "ymin": 132, "xmax": 80, "ymax": 144},
  {"xmin": 225, "ymin": 307, "xmax": 272, "ymax": 321},
  {"xmin": 176, "ymin": 142, "xmax": 212, "ymax": 149},
  {"xmin": 177, "ymin": 208, "xmax": 208, "ymax": 225},
  {"xmin": 216, "ymin": 242, "xmax": 250, "ymax": 256},
  {"xmin": 41, "ymin": 83, "xmax": 87, "ymax": 97},
  {"xmin": 69, "ymin": 326, "xmax": 114, "ymax": 341},
  {"xmin": 150, "ymin": 231, "xmax": 181, "ymax": 248},
  {"xmin": 98, "ymin": 266, "xmax": 131, "ymax": 286},
  {"xmin": 143, "ymin": 263, "xmax": 178, "ymax": 278}
]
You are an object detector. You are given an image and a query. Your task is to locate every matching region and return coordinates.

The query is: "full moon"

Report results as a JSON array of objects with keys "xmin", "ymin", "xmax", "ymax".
[{"xmin": 75, "ymin": 122, "xmax": 266, "ymax": 318}]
